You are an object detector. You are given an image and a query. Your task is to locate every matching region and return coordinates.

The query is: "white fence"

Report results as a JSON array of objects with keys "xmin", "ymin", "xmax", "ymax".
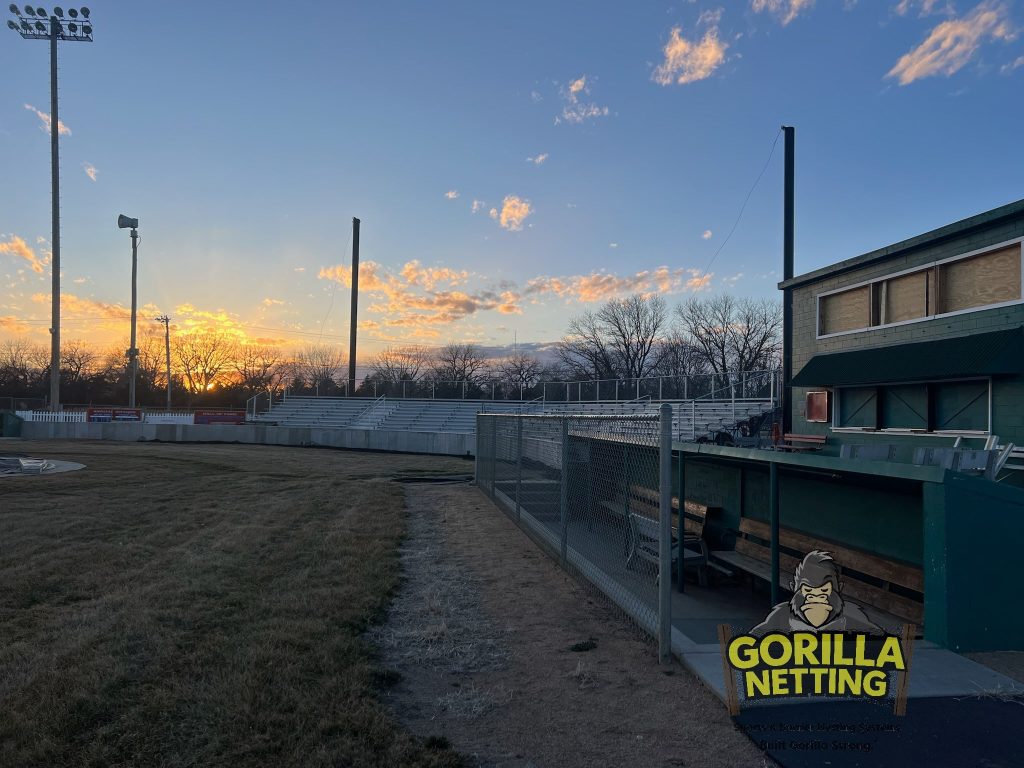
[{"xmin": 16, "ymin": 411, "xmax": 196, "ymax": 425}]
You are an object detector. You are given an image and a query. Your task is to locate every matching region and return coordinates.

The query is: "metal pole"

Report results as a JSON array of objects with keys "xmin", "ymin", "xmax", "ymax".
[
  {"xmin": 515, "ymin": 416, "xmax": 522, "ymax": 522},
  {"xmin": 559, "ymin": 417, "xmax": 569, "ymax": 567},
  {"xmin": 782, "ymin": 126, "xmax": 795, "ymax": 435},
  {"xmin": 659, "ymin": 377, "xmax": 663, "ymax": 401},
  {"xmin": 677, "ymin": 448, "xmax": 685, "ymax": 592},
  {"xmin": 769, "ymin": 460, "xmax": 780, "ymax": 606},
  {"xmin": 659, "ymin": 403, "xmax": 672, "ymax": 663},
  {"xmin": 348, "ymin": 217, "xmax": 360, "ymax": 396},
  {"xmin": 128, "ymin": 228, "xmax": 139, "ymax": 407},
  {"xmin": 48, "ymin": 18, "xmax": 60, "ymax": 411},
  {"xmin": 156, "ymin": 314, "xmax": 172, "ymax": 409}
]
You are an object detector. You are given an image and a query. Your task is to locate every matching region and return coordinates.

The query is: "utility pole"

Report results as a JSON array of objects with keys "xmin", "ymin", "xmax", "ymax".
[
  {"xmin": 782, "ymin": 125, "xmax": 795, "ymax": 435},
  {"xmin": 8, "ymin": 7, "xmax": 95, "ymax": 410},
  {"xmin": 118, "ymin": 214, "xmax": 140, "ymax": 407},
  {"xmin": 348, "ymin": 217, "xmax": 360, "ymax": 397},
  {"xmin": 156, "ymin": 315, "xmax": 171, "ymax": 409}
]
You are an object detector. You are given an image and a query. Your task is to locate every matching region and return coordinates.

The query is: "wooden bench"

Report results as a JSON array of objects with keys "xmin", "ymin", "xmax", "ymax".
[
  {"xmin": 778, "ymin": 433, "xmax": 826, "ymax": 452},
  {"xmin": 711, "ymin": 518, "xmax": 923, "ymax": 631}
]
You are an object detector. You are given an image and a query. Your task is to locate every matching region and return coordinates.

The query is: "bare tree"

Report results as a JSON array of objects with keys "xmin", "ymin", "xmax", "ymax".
[
  {"xmin": 61, "ymin": 341, "xmax": 99, "ymax": 385},
  {"xmin": 369, "ymin": 345, "xmax": 429, "ymax": 382},
  {"xmin": 427, "ymin": 343, "xmax": 488, "ymax": 384},
  {"xmin": 174, "ymin": 330, "xmax": 237, "ymax": 394},
  {"xmin": 0, "ymin": 339, "xmax": 45, "ymax": 393},
  {"xmin": 233, "ymin": 344, "xmax": 283, "ymax": 395},
  {"xmin": 557, "ymin": 294, "xmax": 668, "ymax": 380},
  {"xmin": 294, "ymin": 343, "xmax": 346, "ymax": 393},
  {"xmin": 495, "ymin": 352, "xmax": 542, "ymax": 397},
  {"xmin": 674, "ymin": 295, "xmax": 781, "ymax": 376}
]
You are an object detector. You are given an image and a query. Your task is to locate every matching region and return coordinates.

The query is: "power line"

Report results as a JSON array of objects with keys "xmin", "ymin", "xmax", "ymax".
[{"xmin": 696, "ymin": 128, "xmax": 783, "ymax": 285}]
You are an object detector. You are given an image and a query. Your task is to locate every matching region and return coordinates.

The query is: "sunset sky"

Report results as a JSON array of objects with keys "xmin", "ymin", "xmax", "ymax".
[{"xmin": 2, "ymin": 0, "xmax": 1023, "ymax": 367}]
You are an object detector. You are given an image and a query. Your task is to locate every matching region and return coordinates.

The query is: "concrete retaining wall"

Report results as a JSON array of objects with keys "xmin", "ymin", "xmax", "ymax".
[{"xmin": 19, "ymin": 422, "xmax": 476, "ymax": 457}]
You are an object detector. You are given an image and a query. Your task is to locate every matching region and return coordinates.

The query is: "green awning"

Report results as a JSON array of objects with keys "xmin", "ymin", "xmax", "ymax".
[{"xmin": 792, "ymin": 326, "xmax": 1024, "ymax": 387}]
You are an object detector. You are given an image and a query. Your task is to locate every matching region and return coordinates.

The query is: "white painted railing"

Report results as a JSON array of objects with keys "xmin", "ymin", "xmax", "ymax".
[{"xmin": 16, "ymin": 411, "xmax": 87, "ymax": 422}]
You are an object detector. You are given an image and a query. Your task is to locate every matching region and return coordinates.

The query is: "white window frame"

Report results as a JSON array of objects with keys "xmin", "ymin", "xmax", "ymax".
[
  {"xmin": 815, "ymin": 237, "xmax": 1024, "ymax": 339},
  {"xmin": 830, "ymin": 377, "xmax": 992, "ymax": 436}
]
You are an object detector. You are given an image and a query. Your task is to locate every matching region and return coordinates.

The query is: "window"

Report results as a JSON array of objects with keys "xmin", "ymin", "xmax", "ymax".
[
  {"xmin": 834, "ymin": 380, "xmax": 989, "ymax": 433},
  {"xmin": 817, "ymin": 242, "xmax": 1022, "ymax": 337}
]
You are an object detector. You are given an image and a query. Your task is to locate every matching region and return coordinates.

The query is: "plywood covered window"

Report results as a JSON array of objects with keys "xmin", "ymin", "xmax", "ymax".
[
  {"xmin": 819, "ymin": 285, "xmax": 869, "ymax": 335},
  {"xmin": 817, "ymin": 241, "xmax": 1022, "ymax": 337},
  {"xmin": 835, "ymin": 380, "xmax": 989, "ymax": 433},
  {"xmin": 938, "ymin": 244, "xmax": 1021, "ymax": 314}
]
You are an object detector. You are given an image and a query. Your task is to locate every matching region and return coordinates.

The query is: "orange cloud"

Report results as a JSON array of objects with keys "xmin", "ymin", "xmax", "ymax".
[
  {"xmin": 751, "ymin": 0, "xmax": 816, "ymax": 26},
  {"xmin": 0, "ymin": 235, "xmax": 46, "ymax": 274},
  {"xmin": 652, "ymin": 26, "xmax": 728, "ymax": 86},
  {"xmin": 887, "ymin": 1, "xmax": 1016, "ymax": 85},
  {"xmin": 0, "ymin": 315, "xmax": 31, "ymax": 333},
  {"xmin": 527, "ymin": 267, "xmax": 712, "ymax": 303},
  {"xmin": 24, "ymin": 104, "xmax": 70, "ymax": 135},
  {"xmin": 556, "ymin": 75, "xmax": 610, "ymax": 124},
  {"xmin": 489, "ymin": 195, "xmax": 533, "ymax": 231}
]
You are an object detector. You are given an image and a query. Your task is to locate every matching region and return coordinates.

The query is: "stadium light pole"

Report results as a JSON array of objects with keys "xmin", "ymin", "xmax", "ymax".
[
  {"xmin": 118, "ymin": 215, "xmax": 139, "ymax": 407},
  {"xmin": 7, "ymin": 5, "xmax": 94, "ymax": 411},
  {"xmin": 155, "ymin": 315, "xmax": 171, "ymax": 409}
]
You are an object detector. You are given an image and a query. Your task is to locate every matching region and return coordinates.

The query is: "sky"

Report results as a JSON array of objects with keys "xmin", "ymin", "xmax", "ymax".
[{"xmin": 2, "ymin": 0, "xmax": 1023, "ymax": 366}]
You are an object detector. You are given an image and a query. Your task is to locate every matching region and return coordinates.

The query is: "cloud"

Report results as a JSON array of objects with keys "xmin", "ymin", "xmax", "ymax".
[
  {"xmin": 527, "ymin": 153, "xmax": 549, "ymax": 165},
  {"xmin": 751, "ymin": 0, "xmax": 816, "ymax": 25},
  {"xmin": 444, "ymin": 190, "xmax": 460, "ymax": 199},
  {"xmin": 1001, "ymin": 54, "xmax": 1024, "ymax": 72},
  {"xmin": 490, "ymin": 195, "xmax": 533, "ymax": 231},
  {"xmin": 530, "ymin": 90, "xmax": 543, "ymax": 103},
  {"xmin": 652, "ymin": 26, "xmax": 728, "ymax": 85},
  {"xmin": 24, "ymin": 104, "xmax": 70, "ymax": 135},
  {"xmin": 293, "ymin": 266, "xmax": 306, "ymax": 272},
  {"xmin": 526, "ymin": 266, "xmax": 712, "ymax": 303},
  {"xmin": 722, "ymin": 272, "xmax": 745, "ymax": 286},
  {"xmin": 894, "ymin": 0, "xmax": 954, "ymax": 17},
  {"xmin": 318, "ymin": 259, "xmax": 523, "ymax": 332},
  {"xmin": 0, "ymin": 235, "xmax": 46, "ymax": 274},
  {"xmin": 72, "ymin": 276, "xmax": 88, "ymax": 284},
  {"xmin": 702, "ymin": 230, "xmax": 713, "ymax": 239},
  {"xmin": 262, "ymin": 298, "xmax": 285, "ymax": 307},
  {"xmin": 609, "ymin": 243, "xmax": 618, "ymax": 248},
  {"xmin": 887, "ymin": 1, "xmax": 1016, "ymax": 85},
  {"xmin": 0, "ymin": 316, "xmax": 32, "ymax": 333},
  {"xmin": 83, "ymin": 163, "xmax": 97, "ymax": 182},
  {"xmin": 471, "ymin": 199, "xmax": 486, "ymax": 213},
  {"xmin": 698, "ymin": 8, "xmax": 724, "ymax": 25},
  {"xmin": 555, "ymin": 75, "xmax": 610, "ymax": 124}
]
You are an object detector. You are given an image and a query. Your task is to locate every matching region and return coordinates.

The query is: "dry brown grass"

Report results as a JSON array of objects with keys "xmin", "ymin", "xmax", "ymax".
[{"xmin": 0, "ymin": 440, "xmax": 470, "ymax": 767}]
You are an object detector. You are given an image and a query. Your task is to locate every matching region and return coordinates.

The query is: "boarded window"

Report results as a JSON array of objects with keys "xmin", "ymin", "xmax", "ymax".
[
  {"xmin": 820, "ymin": 285, "xmax": 869, "ymax": 335},
  {"xmin": 881, "ymin": 385, "xmax": 928, "ymax": 430},
  {"xmin": 805, "ymin": 391, "xmax": 830, "ymax": 423},
  {"xmin": 884, "ymin": 270, "xmax": 928, "ymax": 323},
  {"xmin": 933, "ymin": 380, "xmax": 988, "ymax": 431},
  {"xmin": 837, "ymin": 387, "xmax": 877, "ymax": 429},
  {"xmin": 939, "ymin": 245, "xmax": 1021, "ymax": 314}
]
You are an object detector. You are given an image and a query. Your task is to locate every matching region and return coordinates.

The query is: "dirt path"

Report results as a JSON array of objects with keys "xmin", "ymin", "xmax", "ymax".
[{"xmin": 372, "ymin": 482, "xmax": 770, "ymax": 768}]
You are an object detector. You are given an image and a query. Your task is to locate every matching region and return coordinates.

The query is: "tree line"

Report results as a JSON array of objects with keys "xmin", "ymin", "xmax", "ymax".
[{"xmin": 0, "ymin": 294, "xmax": 781, "ymax": 408}]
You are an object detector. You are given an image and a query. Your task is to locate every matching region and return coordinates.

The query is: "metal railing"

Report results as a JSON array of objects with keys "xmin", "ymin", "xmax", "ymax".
[{"xmin": 476, "ymin": 408, "xmax": 675, "ymax": 662}]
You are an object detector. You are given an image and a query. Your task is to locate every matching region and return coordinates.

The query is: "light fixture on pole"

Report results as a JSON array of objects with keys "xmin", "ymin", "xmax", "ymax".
[
  {"xmin": 118, "ymin": 214, "xmax": 140, "ymax": 407},
  {"xmin": 155, "ymin": 314, "xmax": 171, "ymax": 410},
  {"xmin": 8, "ymin": 5, "xmax": 94, "ymax": 411}
]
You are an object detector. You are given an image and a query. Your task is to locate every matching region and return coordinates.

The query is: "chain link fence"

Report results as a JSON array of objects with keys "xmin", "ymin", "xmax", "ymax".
[{"xmin": 476, "ymin": 408, "xmax": 675, "ymax": 660}]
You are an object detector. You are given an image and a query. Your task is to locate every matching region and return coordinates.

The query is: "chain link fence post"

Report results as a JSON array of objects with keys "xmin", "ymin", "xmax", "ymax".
[
  {"xmin": 659, "ymin": 403, "xmax": 672, "ymax": 664},
  {"xmin": 515, "ymin": 415, "xmax": 523, "ymax": 522},
  {"xmin": 559, "ymin": 416, "xmax": 569, "ymax": 568}
]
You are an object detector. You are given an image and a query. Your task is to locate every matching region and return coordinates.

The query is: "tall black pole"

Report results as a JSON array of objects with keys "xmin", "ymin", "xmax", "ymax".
[
  {"xmin": 348, "ymin": 217, "xmax": 360, "ymax": 396},
  {"xmin": 782, "ymin": 126, "xmax": 795, "ymax": 435},
  {"xmin": 128, "ymin": 228, "xmax": 139, "ymax": 407},
  {"xmin": 156, "ymin": 315, "xmax": 171, "ymax": 409},
  {"xmin": 48, "ymin": 17, "xmax": 61, "ymax": 411}
]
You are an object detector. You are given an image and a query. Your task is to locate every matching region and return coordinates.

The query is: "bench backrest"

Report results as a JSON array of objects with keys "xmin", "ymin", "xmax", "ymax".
[
  {"xmin": 628, "ymin": 484, "xmax": 714, "ymax": 537},
  {"xmin": 783, "ymin": 433, "xmax": 826, "ymax": 445},
  {"xmin": 735, "ymin": 517, "xmax": 923, "ymax": 624},
  {"xmin": 629, "ymin": 512, "xmax": 660, "ymax": 542}
]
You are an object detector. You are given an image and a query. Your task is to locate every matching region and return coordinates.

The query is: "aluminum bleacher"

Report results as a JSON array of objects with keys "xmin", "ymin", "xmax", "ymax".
[{"xmin": 251, "ymin": 394, "xmax": 776, "ymax": 441}]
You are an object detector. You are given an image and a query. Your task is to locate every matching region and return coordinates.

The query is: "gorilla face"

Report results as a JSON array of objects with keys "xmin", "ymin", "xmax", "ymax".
[
  {"xmin": 788, "ymin": 557, "xmax": 844, "ymax": 628},
  {"xmin": 795, "ymin": 580, "xmax": 838, "ymax": 627}
]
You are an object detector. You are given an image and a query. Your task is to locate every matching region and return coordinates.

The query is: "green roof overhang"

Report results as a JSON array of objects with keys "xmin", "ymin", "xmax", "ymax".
[{"xmin": 791, "ymin": 327, "xmax": 1024, "ymax": 387}]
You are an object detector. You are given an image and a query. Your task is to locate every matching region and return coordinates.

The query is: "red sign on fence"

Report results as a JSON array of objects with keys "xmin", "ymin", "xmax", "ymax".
[
  {"xmin": 87, "ymin": 407, "xmax": 142, "ymax": 423},
  {"xmin": 194, "ymin": 409, "xmax": 246, "ymax": 425}
]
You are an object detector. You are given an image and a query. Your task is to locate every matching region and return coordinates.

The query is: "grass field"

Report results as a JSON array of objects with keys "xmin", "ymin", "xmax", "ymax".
[{"xmin": 0, "ymin": 440, "xmax": 469, "ymax": 767}]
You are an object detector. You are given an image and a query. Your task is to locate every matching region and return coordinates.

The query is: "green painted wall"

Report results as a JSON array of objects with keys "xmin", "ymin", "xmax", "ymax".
[
  {"xmin": 923, "ymin": 472, "xmax": 1024, "ymax": 651},
  {"xmin": 788, "ymin": 213, "xmax": 1024, "ymax": 446}
]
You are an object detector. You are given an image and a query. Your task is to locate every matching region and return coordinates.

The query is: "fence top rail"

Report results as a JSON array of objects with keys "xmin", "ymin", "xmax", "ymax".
[{"xmin": 478, "ymin": 412, "xmax": 661, "ymax": 421}]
